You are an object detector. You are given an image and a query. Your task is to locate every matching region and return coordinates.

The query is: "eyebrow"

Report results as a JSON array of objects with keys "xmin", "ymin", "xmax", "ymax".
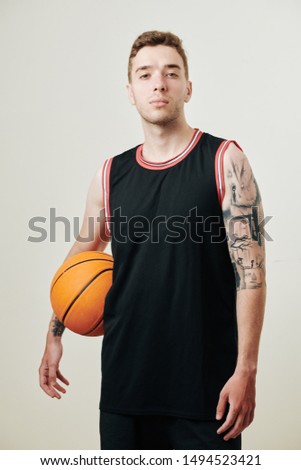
[{"xmin": 135, "ymin": 64, "xmax": 182, "ymax": 74}]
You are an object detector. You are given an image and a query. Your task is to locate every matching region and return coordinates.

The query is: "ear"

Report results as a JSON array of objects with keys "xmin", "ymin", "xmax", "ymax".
[
  {"xmin": 126, "ymin": 83, "xmax": 136, "ymax": 105},
  {"xmin": 184, "ymin": 80, "xmax": 192, "ymax": 103}
]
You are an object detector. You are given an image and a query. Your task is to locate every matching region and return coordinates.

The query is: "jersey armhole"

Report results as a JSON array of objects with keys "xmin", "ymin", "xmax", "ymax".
[
  {"xmin": 102, "ymin": 157, "xmax": 113, "ymax": 238},
  {"xmin": 214, "ymin": 140, "xmax": 243, "ymax": 206}
]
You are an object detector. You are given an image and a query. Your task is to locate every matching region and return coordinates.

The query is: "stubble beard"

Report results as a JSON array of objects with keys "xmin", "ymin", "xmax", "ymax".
[{"xmin": 139, "ymin": 103, "xmax": 182, "ymax": 127}]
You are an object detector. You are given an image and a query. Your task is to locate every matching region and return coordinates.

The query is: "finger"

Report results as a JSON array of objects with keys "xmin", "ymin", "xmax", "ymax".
[
  {"xmin": 217, "ymin": 405, "xmax": 239, "ymax": 435},
  {"xmin": 43, "ymin": 383, "xmax": 60, "ymax": 398},
  {"xmin": 223, "ymin": 411, "xmax": 245, "ymax": 441},
  {"xmin": 39, "ymin": 367, "xmax": 60, "ymax": 398},
  {"xmin": 57, "ymin": 370, "xmax": 70, "ymax": 386},
  {"xmin": 48, "ymin": 364, "xmax": 59, "ymax": 385},
  {"xmin": 53, "ymin": 381, "xmax": 67, "ymax": 394},
  {"xmin": 216, "ymin": 393, "xmax": 228, "ymax": 420},
  {"xmin": 249, "ymin": 408, "xmax": 255, "ymax": 425},
  {"xmin": 47, "ymin": 381, "xmax": 62, "ymax": 399},
  {"xmin": 240, "ymin": 409, "xmax": 253, "ymax": 434},
  {"xmin": 40, "ymin": 372, "xmax": 54, "ymax": 397},
  {"xmin": 48, "ymin": 365, "xmax": 63, "ymax": 399},
  {"xmin": 228, "ymin": 409, "xmax": 251, "ymax": 440}
]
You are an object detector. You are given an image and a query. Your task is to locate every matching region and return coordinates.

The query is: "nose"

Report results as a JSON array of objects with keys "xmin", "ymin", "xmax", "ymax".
[
  {"xmin": 154, "ymin": 83, "xmax": 167, "ymax": 92},
  {"xmin": 153, "ymin": 74, "xmax": 167, "ymax": 92}
]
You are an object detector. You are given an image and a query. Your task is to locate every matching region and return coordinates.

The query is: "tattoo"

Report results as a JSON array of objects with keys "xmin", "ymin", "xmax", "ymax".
[
  {"xmin": 52, "ymin": 316, "xmax": 65, "ymax": 336},
  {"xmin": 223, "ymin": 156, "xmax": 266, "ymax": 291}
]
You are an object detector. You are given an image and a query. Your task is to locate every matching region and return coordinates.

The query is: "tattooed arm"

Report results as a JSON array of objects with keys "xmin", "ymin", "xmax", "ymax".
[
  {"xmin": 38, "ymin": 313, "xmax": 69, "ymax": 399},
  {"xmin": 39, "ymin": 163, "xmax": 110, "ymax": 398},
  {"xmin": 216, "ymin": 142, "xmax": 267, "ymax": 440}
]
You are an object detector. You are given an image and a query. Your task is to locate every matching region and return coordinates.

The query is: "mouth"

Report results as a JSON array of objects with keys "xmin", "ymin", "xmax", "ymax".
[{"xmin": 149, "ymin": 99, "xmax": 169, "ymax": 107}]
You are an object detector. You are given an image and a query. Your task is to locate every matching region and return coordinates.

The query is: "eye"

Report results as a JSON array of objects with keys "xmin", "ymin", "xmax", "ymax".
[
  {"xmin": 140, "ymin": 73, "xmax": 150, "ymax": 79},
  {"xmin": 167, "ymin": 72, "xmax": 178, "ymax": 77}
]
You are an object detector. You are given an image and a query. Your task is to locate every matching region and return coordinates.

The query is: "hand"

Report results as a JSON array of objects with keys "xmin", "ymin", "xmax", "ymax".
[
  {"xmin": 39, "ymin": 340, "xmax": 69, "ymax": 399},
  {"xmin": 216, "ymin": 370, "xmax": 256, "ymax": 440}
]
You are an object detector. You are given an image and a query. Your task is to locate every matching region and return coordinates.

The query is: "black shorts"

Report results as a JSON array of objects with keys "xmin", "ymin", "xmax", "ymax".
[{"xmin": 100, "ymin": 411, "xmax": 242, "ymax": 450}]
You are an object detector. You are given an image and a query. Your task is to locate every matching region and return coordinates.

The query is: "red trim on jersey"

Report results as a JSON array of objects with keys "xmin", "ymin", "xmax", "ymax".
[
  {"xmin": 103, "ymin": 157, "xmax": 113, "ymax": 237},
  {"xmin": 214, "ymin": 140, "xmax": 244, "ymax": 207},
  {"xmin": 101, "ymin": 160, "xmax": 106, "ymax": 223},
  {"xmin": 136, "ymin": 129, "xmax": 203, "ymax": 170}
]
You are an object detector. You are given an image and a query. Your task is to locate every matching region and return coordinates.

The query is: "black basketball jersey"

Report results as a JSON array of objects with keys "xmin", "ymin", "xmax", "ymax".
[{"xmin": 99, "ymin": 129, "xmax": 242, "ymax": 419}]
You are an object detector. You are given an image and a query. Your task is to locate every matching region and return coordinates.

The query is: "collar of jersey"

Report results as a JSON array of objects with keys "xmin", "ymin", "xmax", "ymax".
[{"xmin": 136, "ymin": 128, "xmax": 203, "ymax": 170}]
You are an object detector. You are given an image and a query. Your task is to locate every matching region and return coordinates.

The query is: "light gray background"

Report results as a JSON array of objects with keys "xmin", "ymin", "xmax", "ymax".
[{"xmin": 1, "ymin": 0, "xmax": 300, "ymax": 449}]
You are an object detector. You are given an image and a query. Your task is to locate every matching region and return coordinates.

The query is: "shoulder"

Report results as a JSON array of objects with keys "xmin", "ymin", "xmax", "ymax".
[
  {"xmin": 201, "ymin": 132, "xmax": 244, "ymax": 162},
  {"xmin": 224, "ymin": 141, "xmax": 246, "ymax": 164},
  {"xmin": 223, "ymin": 141, "xmax": 253, "ymax": 179},
  {"xmin": 99, "ymin": 145, "xmax": 139, "ymax": 176},
  {"xmin": 201, "ymin": 131, "xmax": 225, "ymax": 149},
  {"xmin": 209, "ymin": 133, "xmax": 252, "ymax": 206},
  {"xmin": 108, "ymin": 144, "xmax": 141, "ymax": 162}
]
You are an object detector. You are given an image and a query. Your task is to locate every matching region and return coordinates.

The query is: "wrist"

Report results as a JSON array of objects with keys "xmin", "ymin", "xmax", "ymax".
[
  {"xmin": 46, "ymin": 332, "xmax": 63, "ymax": 344},
  {"xmin": 234, "ymin": 363, "xmax": 257, "ymax": 378}
]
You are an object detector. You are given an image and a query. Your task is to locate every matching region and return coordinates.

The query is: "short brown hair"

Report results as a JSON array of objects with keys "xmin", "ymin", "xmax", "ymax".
[{"xmin": 128, "ymin": 30, "xmax": 189, "ymax": 82}]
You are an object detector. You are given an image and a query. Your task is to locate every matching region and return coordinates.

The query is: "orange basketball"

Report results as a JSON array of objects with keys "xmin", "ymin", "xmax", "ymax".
[{"xmin": 50, "ymin": 251, "xmax": 113, "ymax": 336}]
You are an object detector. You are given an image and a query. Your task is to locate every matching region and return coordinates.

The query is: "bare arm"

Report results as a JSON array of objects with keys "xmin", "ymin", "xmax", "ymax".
[
  {"xmin": 216, "ymin": 143, "xmax": 267, "ymax": 439},
  {"xmin": 39, "ymin": 162, "xmax": 110, "ymax": 398}
]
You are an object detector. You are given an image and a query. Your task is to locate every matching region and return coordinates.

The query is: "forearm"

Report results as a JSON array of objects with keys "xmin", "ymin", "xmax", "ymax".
[
  {"xmin": 46, "ymin": 313, "xmax": 65, "ymax": 343},
  {"xmin": 235, "ymin": 283, "xmax": 266, "ymax": 375}
]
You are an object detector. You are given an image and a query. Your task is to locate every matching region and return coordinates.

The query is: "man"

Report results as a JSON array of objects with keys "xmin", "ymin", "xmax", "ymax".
[{"xmin": 39, "ymin": 31, "xmax": 266, "ymax": 450}]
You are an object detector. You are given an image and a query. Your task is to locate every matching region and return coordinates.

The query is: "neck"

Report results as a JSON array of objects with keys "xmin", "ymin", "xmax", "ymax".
[{"xmin": 141, "ymin": 118, "xmax": 195, "ymax": 162}]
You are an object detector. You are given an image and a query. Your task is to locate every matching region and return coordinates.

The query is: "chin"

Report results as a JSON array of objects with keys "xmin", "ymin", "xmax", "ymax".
[
  {"xmin": 143, "ymin": 113, "xmax": 180, "ymax": 126},
  {"xmin": 138, "ymin": 105, "xmax": 181, "ymax": 126}
]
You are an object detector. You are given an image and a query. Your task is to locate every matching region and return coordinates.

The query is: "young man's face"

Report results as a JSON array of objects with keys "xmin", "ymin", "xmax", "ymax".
[{"xmin": 127, "ymin": 45, "xmax": 192, "ymax": 126}]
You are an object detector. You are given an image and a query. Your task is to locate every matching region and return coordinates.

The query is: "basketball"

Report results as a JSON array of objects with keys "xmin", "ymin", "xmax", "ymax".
[{"xmin": 50, "ymin": 251, "xmax": 113, "ymax": 336}]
